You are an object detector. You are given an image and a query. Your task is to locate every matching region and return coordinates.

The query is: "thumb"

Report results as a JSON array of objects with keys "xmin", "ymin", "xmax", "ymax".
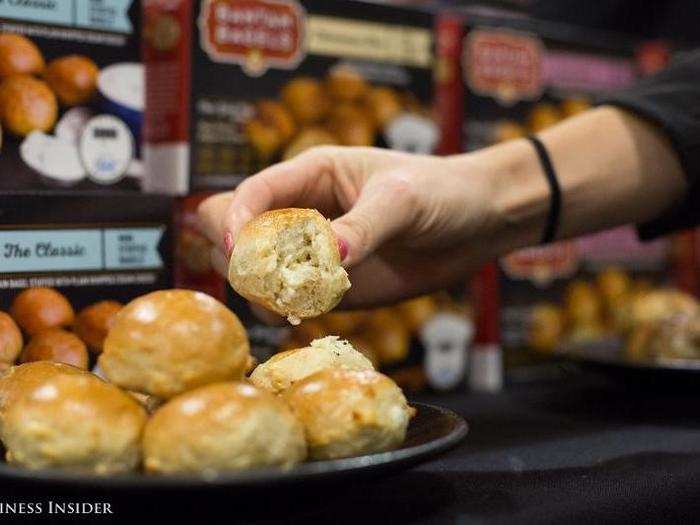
[{"xmin": 331, "ymin": 175, "xmax": 415, "ymax": 267}]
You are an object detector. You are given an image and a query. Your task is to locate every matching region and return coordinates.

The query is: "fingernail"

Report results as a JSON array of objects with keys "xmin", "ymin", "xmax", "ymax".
[
  {"xmin": 337, "ymin": 237, "xmax": 348, "ymax": 262},
  {"xmin": 223, "ymin": 232, "xmax": 234, "ymax": 257}
]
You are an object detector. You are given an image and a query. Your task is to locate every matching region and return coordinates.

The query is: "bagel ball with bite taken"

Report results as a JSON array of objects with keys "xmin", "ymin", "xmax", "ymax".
[
  {"xmin": 98, "ymin": 290, "xmax": 251, "ymax": 399},
  {"xmin": 250, "ymin": 336, "xmax": 374, "ymax": 394},
  {"xmin": 0, "ymin": 373, "xmax": 147, "ymax": 474},
  {"xmin": 143, "ymin": 382, "xmax": 306, "ymax": 474},
  {"xmin": 228, "ymin": 208, "xmax": 350, "ymax": 325},
  {"xmin": 283, "ymin": 368, "xmax": 414, "ymax": 460}
]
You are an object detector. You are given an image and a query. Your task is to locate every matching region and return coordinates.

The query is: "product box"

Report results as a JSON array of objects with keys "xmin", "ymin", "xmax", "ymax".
[
  {"xmin": 173, "ymin": 192, "xmax": 227, "ymax": 302},
  {"xmin": 0, "ymin": 192, "xmax": 173, "ymax": 311},
  {"xmin": 0, "ymin": 1, "xmax": 144, "ymax": 192},
  {"xmin": 436, "ymin": 10, "xmax": 692, "ymax": 368},
  {"xmin": 143, "ymin": 0, "xmax": 439, "ymax": 194}
]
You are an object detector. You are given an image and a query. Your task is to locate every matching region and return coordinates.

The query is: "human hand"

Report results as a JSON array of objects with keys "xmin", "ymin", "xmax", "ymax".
[{"xmin": 198, "ymin": 145, "xmax": 508, "ymax": 308}]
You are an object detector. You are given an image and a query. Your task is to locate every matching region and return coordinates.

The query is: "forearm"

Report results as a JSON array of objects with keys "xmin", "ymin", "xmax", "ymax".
[{"xmin": 451, "ymin": 106, "xmax": 687, "ymax": 256}]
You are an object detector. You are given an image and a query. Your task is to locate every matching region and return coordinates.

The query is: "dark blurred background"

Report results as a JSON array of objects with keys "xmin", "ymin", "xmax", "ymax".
[{"xmin": 447, "ymin": 0, "xmax": 700, "ymax": 43}]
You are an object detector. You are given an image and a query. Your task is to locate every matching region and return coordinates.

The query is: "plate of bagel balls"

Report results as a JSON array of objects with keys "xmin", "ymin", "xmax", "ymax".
[{"xmin": 0, "ymin": 209, "xmax": 466, "ymax": 489}]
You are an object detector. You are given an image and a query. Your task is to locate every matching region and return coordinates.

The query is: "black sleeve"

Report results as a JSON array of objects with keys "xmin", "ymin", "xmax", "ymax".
[{"xmin": 599, "ymin": 49, "xmax": 700, "ymax": 239}]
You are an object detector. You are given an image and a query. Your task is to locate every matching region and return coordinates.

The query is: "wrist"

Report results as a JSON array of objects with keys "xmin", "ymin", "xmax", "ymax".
[{"xmin": 447, "ymin": 138, "xmax": 550, "ymax": 257}]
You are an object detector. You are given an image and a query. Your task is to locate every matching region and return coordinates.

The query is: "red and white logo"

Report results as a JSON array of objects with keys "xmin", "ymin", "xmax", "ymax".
[
  {"xmin": 198, "ymin": 0, "xmax": 306, "ymax": 76},
  {"xmin": 501, "ymin": 242, "xmax": 579, "ymax": 287},
  {"xmin": 464, "ymin": 29, "xmax": 543, "ymax": 105}
]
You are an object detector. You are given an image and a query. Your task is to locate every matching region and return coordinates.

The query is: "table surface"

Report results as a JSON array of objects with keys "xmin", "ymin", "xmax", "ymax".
[{"xmin": 4, "ymin": 366, "xmax": 700, "ymax": 524}]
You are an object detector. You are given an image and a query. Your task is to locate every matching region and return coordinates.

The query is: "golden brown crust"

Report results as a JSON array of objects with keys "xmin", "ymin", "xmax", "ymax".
[
  {"xmin": 0, "ymin": 34, "xmax": 45, "ymax": 78},
  {"xmin": 326, "ymin": 66, "xmax": 368, "ymax": 102},
  {"xmin": 281, "ymin": 77, "xmax": 329, "ymax": 125},
  {"xmin": 98, "ymin": 290, "xmax": 251, "ymax": 399},
  {"xmin": 0, "ymin": 75, "xmax": 57, "ymax": 136},
  {"xmin": 0, "ymin": 311, "xmax": 22, "ymax": 365},
  {"xmin": 1, "ymin": 373, "xmax": 147, "ymax": 473},
  {"xmin": 250, "ymin": 336, "xmax": 374, "ymax": 394},
  {"xmin": 10, "ymin": 287, "xmax": 75, "ymax": 336},
  {"xmin": 74, "ymin": 300, "xmax": 123, "ymax": 354},
  {"xmin": 283, "ymin": 368, "xmax": 412, "ymax": 460},
  {"xmin": 143, "ymin": 382, "xmax": 306, "ymax": 473},
  {"xmin": 282, "ymin": 127, "xmax": 337, "ymax": 160},
  {"xmin": 228, "ymin": 208, "xmax": 350, "ymax": 324},
  {"xmin": 630, "ymin": 289, "xmax": 698, "ymax": 325},
  {"xmin": 20, "ymin": 328, "xmax": 89, "ymax": 370},
  {"xmin": 366, "ymin": 86, "xmax": 402, "ymax": 128},
  {"xmin": 0, "ymin": 361, "xmax": 86, "ymax": 424},
  {"xmin": 44, "ymin": 55, "xmax": 99, "ymax": 106}
]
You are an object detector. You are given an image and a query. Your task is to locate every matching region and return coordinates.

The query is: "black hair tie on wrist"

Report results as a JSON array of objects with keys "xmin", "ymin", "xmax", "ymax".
[{"xmin": 528, "ymin": 135, "xmax": 561, "ymax": 245}]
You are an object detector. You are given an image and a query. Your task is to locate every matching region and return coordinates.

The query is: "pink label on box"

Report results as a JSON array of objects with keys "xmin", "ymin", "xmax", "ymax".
[
  {"xmin": 542, "ymin": 51, "xmax": 636, "ymax": 91},
  {"xmin": 576, "ymin": 226, "xmax": 668, "ymax": 269}
]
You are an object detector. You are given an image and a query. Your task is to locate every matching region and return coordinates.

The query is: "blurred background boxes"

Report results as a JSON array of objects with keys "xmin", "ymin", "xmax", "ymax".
[
  {"xmin": 435, "ymin": 5, "xmax": 696, "ymax": 373},
  {"xmin": 0, "ymin": 192, "xmax": 173, "ymax": 310},
  {"xmin": 0, "ymin": 1, "xmax": 144, "ymax": 192},
  {"xmin": 143, "ymin": 0, "xmax": 439, "ymax": 195}
]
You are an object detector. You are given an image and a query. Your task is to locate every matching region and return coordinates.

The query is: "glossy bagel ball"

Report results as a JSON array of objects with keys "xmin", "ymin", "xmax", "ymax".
[
  {"xmin": 10, "ymin": 287, "xmax": 75, "ymax": 336},
  {"xmin": 1, "ymin": 373, "xmax": 147, "ymax": 474},
  {"xmin": 0, "ymin": 75, "xmax": 57, "ymax": 136},
  {"xmin": 98, "ymin": 290, "xmax": 251, "ymax": 399},
  {"xmin": 73, "ymin": 301, "xmax": 123, "ymax": 354},
  {"xmin": 143, "ymin": 382, "xmax": 306, "ymax": 473},
  {"xmin": 44, "ymin": 55, "xmax": 99, "ymax": 106},
  {"xmin": 283, "ymin": 368, "xmax": 413, "ymax": 460},
  {"xmin": 0, "ymin": 34, "xmax": 45, "ymax": 78},
  {"xmin": 250, "ymin": 336, "xmax": 374, "ymax": 394},
  {"xmin": 21, "ymin": 328, "xmax": 89, "ymax": 370}
]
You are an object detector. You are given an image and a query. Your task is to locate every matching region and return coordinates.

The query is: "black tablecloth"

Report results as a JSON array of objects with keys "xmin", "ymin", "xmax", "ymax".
[{"xmin": 4, "ymin": 367, "xmax": 700, "ymax": 523}]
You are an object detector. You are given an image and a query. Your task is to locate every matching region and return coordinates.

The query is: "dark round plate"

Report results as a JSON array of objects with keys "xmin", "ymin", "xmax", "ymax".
[
  {"xmin": 0, "ymin": 402, "xmax": 467, "ymax": 492},
  {"xmin": 560, "ymin": 341, "xmax": 700, "ymax": 389}
]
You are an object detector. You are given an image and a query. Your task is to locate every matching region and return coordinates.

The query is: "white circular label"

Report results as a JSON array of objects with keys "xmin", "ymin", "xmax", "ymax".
[
  {"xmin": 79, "ymin": 115, "xmax": 134, "ymax": 185},
  {"xmin": 385, "ymin": 113, "xmax": 440, "ymax": 154}
]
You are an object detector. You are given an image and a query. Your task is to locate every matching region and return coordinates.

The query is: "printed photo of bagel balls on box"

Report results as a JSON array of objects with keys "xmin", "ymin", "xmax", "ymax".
[
  {"xmin": 0, "ymin": 4, "xmax": 143, "ymax": 192},
  {"xmin": 142, "ymin": 0, "xmax": 439, "ymax": 194}
]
